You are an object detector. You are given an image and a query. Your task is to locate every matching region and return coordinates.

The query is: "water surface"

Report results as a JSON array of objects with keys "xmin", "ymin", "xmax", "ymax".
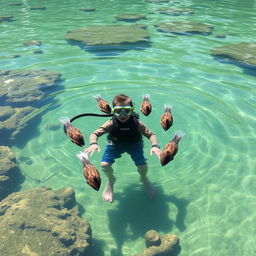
[{"xmin": 1, "ymin": 0, "xmax": 256, "ymax": 255}]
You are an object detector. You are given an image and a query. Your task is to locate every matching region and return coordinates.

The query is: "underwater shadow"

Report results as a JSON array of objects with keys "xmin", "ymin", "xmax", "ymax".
[
  {"xmin": 0, "ymin": 165, "xmax": 25, "ymax": 201},
  {"xmin": 67, "ymin": 40, "xmax": 152, "ymax": 57},
  {"xmin": 107, "ymin": 184, "xmax": 189, "ymax": 256},
  {"xmin": 86, "ymin": 237, "xmax": 106, "ymax": 256},
  {"xmin": 214, "ymin": 57, "xmax": 256, "ymax": 77}
]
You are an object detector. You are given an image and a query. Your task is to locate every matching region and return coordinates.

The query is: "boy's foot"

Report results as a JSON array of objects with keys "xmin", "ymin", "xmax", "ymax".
[{"xmin": 102, "ymin": 181, "xmax": 114, "ymax": 203}]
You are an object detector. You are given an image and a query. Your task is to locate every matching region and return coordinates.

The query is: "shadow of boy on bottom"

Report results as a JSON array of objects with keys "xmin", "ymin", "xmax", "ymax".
[{"xmin": 107, "ymin": 184, "xmax": 189, "ymax": 256}]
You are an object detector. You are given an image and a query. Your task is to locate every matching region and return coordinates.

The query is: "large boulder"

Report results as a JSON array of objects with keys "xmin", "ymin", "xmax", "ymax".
[
  {"xmin": 0, "ymin": 186, "xmax": 92, "ymax": 255},
  {"xmin": 65, "ymin": 25, "xmax": 150, "ymax": 46},
  {"xmin": 0, "ymin": 146, "xmax": 22, "ymax": 200},
  {"xmin": 155, "ymin": 21, "xmax": 213, "ymax": 35},
  {"xmin": 134, "ymin": 230, "xmax": 180, "ymax": 256},
  {"xmin": 211, "ymin": 42, "xmax": 256, "ymax": 69}
]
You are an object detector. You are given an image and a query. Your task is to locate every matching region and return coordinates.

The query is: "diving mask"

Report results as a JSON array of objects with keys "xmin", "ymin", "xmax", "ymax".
[{"xmin": 112, "ymin": 106, "xmax": 134, "ymax": 116}]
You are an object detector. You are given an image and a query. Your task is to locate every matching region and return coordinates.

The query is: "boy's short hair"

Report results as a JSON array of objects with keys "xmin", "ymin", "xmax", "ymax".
[{"xmin": 112, "ymin": 94, "xmax": 133, "ymax": 107}]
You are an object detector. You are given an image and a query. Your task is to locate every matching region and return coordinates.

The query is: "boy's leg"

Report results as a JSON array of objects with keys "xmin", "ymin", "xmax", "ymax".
[
  {"xmin": 128, "ymin": 141, "xmax": 156, "ymax": 198},
  {"xmin": 101, "ymin": 143, "xmax": 122, "ymax": 203},
  {"xmin": 101, "ymin": 162, "xmax": 116, "ymax": 203}
]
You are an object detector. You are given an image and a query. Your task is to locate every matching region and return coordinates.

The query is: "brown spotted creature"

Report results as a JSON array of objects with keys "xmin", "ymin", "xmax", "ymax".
[
  {"xmin": 93, "ymin": 94, "xmax": 112, "ymax": 114},
  {"xmin": 140, "ymin": 94, "xmax": 152, "ymax": 116},
  {"xmin": 160, "ymin": 104, "xmax": 173, "ymax": 131},
  {"xmin": 76, "ymin": 152, "xmax": 101, "ymax": 191},
  {"xmin": 160, "ymin": 131, "xmax": 184, "ymax": 166},
  {"xmin": 60, "ymin": 117, "xmax": 85, "ymax": 147}
]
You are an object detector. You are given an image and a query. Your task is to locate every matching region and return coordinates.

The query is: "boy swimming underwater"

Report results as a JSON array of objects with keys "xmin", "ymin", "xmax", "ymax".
[{"xmin": 85, "ymin": 94, "xmax": 162, "ymax": 203}]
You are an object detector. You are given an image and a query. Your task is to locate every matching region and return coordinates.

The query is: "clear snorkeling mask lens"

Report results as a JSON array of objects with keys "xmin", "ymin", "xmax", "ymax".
[{"xmin": 112, "ymin": 106, "xmax": 134, "ymax": 116}]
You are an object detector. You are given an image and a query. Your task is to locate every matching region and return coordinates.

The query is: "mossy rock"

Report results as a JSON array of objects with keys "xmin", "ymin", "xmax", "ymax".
[
  {"xmin": 211, "ymin": 42, "xmax": 256, "ymax": 68},
  {"xmin": 155, "ymin": 21, "xmax": 213, "ymax": 35},
  {"xmin": 0, "ymin": 187, "xmax": 92, "ymax": 255},
  {"xmin": 65, "ymin": 25, "xmax": 150, "ymax": 46},
  {"xmin": 116, "ymin": 13, "xmax": 146, "ymax": 22},
  {"xmin": 0, "ymin": 105, "xmax": 36, "ymax": 139},
  {"xmin": 158, "ymin": 8, "xmax": 194, "ymax": 15},
  {"xmin": 134, "ymin": 230, "xmax": 180, "ymax": 256},
  {"xmin": 0, "ymin": 70, "xmax": 61, "ymax": 104}
]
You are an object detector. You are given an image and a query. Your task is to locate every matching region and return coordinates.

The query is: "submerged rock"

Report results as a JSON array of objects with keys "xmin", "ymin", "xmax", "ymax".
[
  {"xmin": 9, "ymin": 3, "xmax": 22, "ymax": 6},
  {"xmin": 0, "ymin": 70, "xmax": 61, "ymax": 104},
  {"xmin": 0, "ymin": 69, "xmax": 61, "ymax": 142},
  {"xmin": 215, "ymin": 34, "xmax": 226, "ymax": 38},
  {"xmin": 0, "ymin": 146, "xmax": 22, "ymax": 200},
  {"xmin": 0, "ymin": 186, "xmax": 92, "ymax": 255},
  {"xmin": 134, "ymin": 230, "xmax": 180, "ymax": 256},
  {"xmin": 23, "ymin": 40, "xmax": 42, "ymax": 46},
  {"xmin": 30, "ymin": 6, "xmax": 46, "ymax": 10},
  {"xmin": 158, "ymin": 8, "xmax": 194, "ymax": 15},
  {"xmin": 145, "ymin": 230, "xmax": 161, "ymax": 247},
  {"xmin": 115, "ymin": 13, "xmax": 147, "ymax": 22},
  {"xmin": 134, "ymin": 23, "xmax": 148, "ymax": 29},
  {"xmin": 80, "ymin": 7, "xmax": 96, "ymax": 12},
  {"xmin": 65, "ymin": 25, "xmax": 150, "ymax": 46},
  {"xmin": 155, "ymin": 21, "xmax": 213, "ymax": 35},
  {"xmin": 33, "ymin": 50, "xmax": 44, "ymax": 54},
  {"xmin": 146, "ymin": 0, "xmax": 169, "ymax": 2},
  {"xmin": 0, "ymin": 106, "xmax": 35, "ymax": 138},
  {"xmin": 0, "ymin": 15, "xmax": 13, "ymax": 22},
  {"xmin": 211, "ymin": 42, "xmax": 256, "ymax": 69},
  {"xmin": 7, "ymin": 54, "xmax": 21, "ymax": 58}
]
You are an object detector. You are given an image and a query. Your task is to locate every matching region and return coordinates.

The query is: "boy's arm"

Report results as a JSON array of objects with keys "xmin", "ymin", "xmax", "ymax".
[
  {"xmin": 137, "ymin": 120, "xmax": 159, "ymax": 147},
  {"xmin": 137, "ymin": 120, "xmax": 162, "ymax": 159},
  {"xmin": 89, "ymin": 120, "xmax": 112, "ymax": 145}
]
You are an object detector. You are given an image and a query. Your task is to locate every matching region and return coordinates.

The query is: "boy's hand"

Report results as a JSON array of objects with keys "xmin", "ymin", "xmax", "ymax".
[
  {"xmin": 84, "ymin": 144, "xmax": 100, "ymax": 157},
  {"xmin": 150, "ymin": 147, "xmax": 162, "ymax": 159}
]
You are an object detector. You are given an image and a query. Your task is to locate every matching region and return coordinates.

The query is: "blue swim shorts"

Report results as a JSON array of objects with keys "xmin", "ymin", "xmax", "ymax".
[{"xmin": 101, "ymin": 140, "xmax": 147, "ymax": 166}]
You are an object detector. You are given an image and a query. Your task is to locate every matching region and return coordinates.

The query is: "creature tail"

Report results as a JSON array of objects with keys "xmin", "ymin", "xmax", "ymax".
[
  {"xmin": 172, "ymin": 131, "xmax": 185, "ymax": 143},
  {"xmin": 164, "ymin": 104, "xmax": 173, "ymax": 113},
  {"xmin": 76, "ymin": 151, "xmax": 91, "ymax": 166},
  {"xmin": 142, "ymin": 94, "xmax": 151, "ymax": 101},
  {"xmin": 92, "ymin": 94, "xmax": 102, "ymax": 102},
  {"xmin": 59, "ymin": 117, "xmax": 71, "ymax": 127}
]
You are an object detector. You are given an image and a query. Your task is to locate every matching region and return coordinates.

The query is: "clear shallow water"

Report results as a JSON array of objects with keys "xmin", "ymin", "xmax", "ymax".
[{"xmin": 1, "ymin": 0, "xmax": 256, "ymax": 255}]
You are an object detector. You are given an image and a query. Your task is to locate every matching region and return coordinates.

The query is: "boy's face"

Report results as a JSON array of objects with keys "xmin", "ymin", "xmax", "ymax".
[{"xmin": 113, "ymin": 104, "xmax": 133, "ymax": 122}]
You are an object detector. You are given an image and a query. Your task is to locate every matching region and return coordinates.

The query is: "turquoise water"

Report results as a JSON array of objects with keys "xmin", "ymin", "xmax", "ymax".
[{"xmin": 1, "ymin": 0, "xmax": 256, "ymax": 255}]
